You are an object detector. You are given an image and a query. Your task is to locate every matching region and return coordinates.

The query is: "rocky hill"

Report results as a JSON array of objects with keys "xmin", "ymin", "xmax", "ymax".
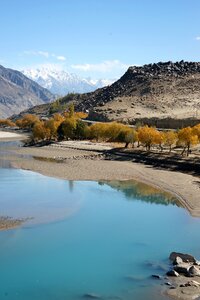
[
  {"xmin": 15, "ymin": 61, "xmax": 200, "ymax": 128},
  {"xmin": 0, "ymin": 65, "xmax": 55, "ymax": 118}
]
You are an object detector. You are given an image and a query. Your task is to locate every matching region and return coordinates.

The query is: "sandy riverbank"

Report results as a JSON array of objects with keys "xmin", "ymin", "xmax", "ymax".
[
  {"xmin": 0, "ymin": 130, "xmax": 27, "ymax": 140},
  {"xmin": 1, "ymin": 139, "xmax": 199, "ymax": 218}
]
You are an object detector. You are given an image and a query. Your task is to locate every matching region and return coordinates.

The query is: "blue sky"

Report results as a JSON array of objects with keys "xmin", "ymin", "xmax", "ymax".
[{"xmin": 1, "ymin": 0, "xmax": 200, "ymax": 79}]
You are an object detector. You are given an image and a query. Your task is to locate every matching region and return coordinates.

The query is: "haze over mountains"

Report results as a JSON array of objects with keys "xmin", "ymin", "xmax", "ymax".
[
  {"xmin": 0, "ymin": 65, "xmax": 54, "ymax": 118},
  {"xmin": 22, "ymin": 67, "xmax": 115, "ymax": 95}
]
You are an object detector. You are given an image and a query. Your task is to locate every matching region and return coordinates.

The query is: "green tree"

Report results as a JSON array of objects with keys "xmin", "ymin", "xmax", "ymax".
[
  {"xmin": 69, "ymin": 103, "xmax": 75, "ymax": 117},
  {"xmin": 74, "ymin": 120, "xmax": 88, "ymax": 139},
  {"xmin": 57, "ymin": 117, "xmax": 77, "ymax": 140}
]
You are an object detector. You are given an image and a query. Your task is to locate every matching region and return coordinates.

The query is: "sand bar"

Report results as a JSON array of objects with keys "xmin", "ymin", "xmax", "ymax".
[{"xmin": 0, "ymin": 130, "xmax": 26, "ymax": 140}]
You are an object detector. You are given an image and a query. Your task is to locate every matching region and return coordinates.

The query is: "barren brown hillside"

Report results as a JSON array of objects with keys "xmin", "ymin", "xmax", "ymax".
[{"xmin": 15, "ymin": 61, "xmax": 200, "ymax": 128}]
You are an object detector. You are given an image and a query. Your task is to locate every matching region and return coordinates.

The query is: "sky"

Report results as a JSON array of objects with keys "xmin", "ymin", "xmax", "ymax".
[{"xmin": 1, "ymin": 0, "xmax": 200, "ymax": 79}]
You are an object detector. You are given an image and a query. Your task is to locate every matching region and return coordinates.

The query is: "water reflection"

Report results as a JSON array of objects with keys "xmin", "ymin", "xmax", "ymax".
[
  {"xmin": 99, "ymin": 180, "xmax": 180, "ymax": 206},
  {"xmin": 0, "ymin": 140, "xmax": 32, "ymax": 168},
  {"xmin": 68, "ymin": 180, "xmax": 74, "ymax": 192},
  {"xmin": 0, "ymin": 140, "xmax": 23, "ymax": 148}
]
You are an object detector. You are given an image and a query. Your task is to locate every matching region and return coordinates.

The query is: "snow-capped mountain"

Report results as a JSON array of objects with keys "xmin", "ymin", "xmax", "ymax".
[{"xmin": 22, "ymin": 67, "xmax": 115, "ymax": 95}]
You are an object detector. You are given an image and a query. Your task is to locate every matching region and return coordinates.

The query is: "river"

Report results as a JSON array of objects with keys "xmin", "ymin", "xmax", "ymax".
[{"xmin": 0, "ymin": 140, "xmax": 200, "ymax": 300}]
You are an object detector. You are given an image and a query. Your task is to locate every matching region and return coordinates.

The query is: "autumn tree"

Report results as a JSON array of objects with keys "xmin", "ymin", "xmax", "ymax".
[
  {"xmin": 0, "ymin": 119, "xmax": 15, "ymax": 127},
  {"xmin": 89, "ymin": 123, "xmax": 108, "ymax": 141},
  {"xmin": 16, "ymin": 114, "xmax": 39, "ymax": 129},
  {"xmin": 104, "ymin": 122, "xmax": 124, "ymax": 141},
  {"xmin": 164, "ymin": 131, "xmax": 177, "ymax": 152},
  {"xmin": 44, "ymin": 119, "xmax": 58, "ymax": 139},
  {"xmin": 44, "ymin": 114, "xmax": 64, "ymax": 140},
  {"xmin": 75, "ymin": 112, "xmax": 88, "ymax": 119},
  {"xmin": 115, "ymin": 127, "xmax": 138, "ymax": 147},
  {"xmin": 152, "ymin": 131, "xmax": 166, "ymax": 151},
  {"xmin": 32, "ymin": 121, "xmax": 50, "ymax": 141},
  {"xmin": 192, "ymin": 124, "xmax": 200, "ymax": 141},
  {"xmin": 137, "ymin": 126, "xmax": 160, "ymax": 151},
  {"xmin": 177, "ymin": 127, "xmax": 198, "ymax": 156}
]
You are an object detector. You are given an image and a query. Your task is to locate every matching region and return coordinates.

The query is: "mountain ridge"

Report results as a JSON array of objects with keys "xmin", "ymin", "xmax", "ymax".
[
  {"xmin": 0, "ymin": 65, "xmax": 55, "ymax": 118},
  {"xmin": 12, "ymin": 61, "xmax": 200, "ymax": 128},
  {"xmin": 22, "ymin": 67, "xmax": 115, "ymax": 95}
]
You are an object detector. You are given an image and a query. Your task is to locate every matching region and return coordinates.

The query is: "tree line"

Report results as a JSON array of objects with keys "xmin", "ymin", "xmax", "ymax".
[{"xmin": 1, "ymin": 107, "xmax": 200, "ymax": 156}]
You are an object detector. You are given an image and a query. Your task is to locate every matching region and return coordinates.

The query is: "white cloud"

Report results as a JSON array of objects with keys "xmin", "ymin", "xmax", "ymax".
[
  {"xmin": 23, "ymin": 50, "xmax": 50, "ymax": 58},
  {"xmin": 195, "ymin": 36, "xmax": 200, "ymax": 41},
  {"xmin": 23, "ymin": 50, "xmax": 66, "ymax": 61},
  {"xmin": 23, "ymin": 63, "xmax": 65, "ymax": 72},
  {"xmin": 38, "ymin": 51, "xmax": 49, "ymax": 58},
  {"xmin": 51, "ymin": 54, "xmax": 66, "ymax": 61},
  {"xmin": 71, "ymin": 60, "xmax": 129, "ymax": 73},
  {"xmin": 57, "ymin": 55, "xmax": 66, "ymax": 61}
]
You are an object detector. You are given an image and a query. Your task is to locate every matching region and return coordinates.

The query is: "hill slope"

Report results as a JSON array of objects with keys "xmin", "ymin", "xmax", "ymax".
[
  {"xmin": 15, "ymin": 61, "xmax": 200, "ymax": 128},
  {"xmin": 76, "ymin": 61, "xmax": 200, "ymax": 122},
  {"xmin": 0, "ymin": 65, "xmax": 55, "ymax": 118}
]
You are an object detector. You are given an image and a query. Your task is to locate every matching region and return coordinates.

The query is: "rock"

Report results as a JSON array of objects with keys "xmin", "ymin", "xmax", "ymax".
[
  {"xmin": 165, "ymin": 281, "xmax": 173, "ymax": 286},
  {"xmin": 166, "ymin": 270, "xmax": 179, "ymax": 277},
  {"xmin": 180, "ymin": 280, "xmax": 200, "ymax": 288},
  {"xmin": 173, "ymin": 256, "xmax": 183, "ymax": 265},
  {"xmin": 174, "ymin": 263, "xmax": 191, "ymax": 275},
  {"xmin": 194, "ymin": 260, "xmax": 200, "ymax": 266},
  {"xmin": 152, "ymin": 274, "xmax": 162, "ymax": 279},
  {"xmin": 190, "ymin": 280, "xmax": 200, "ymax": 287},
  {"xmin": 188, "ymin": 266, "xmax": 200, "ymax": 277},
  {"xmin": 169, "ymin": 252, "xmax": 196, "ymax": 263},
  {"xmin": 83, "ymin": 294, "xmax": 101, "ymax": 299}
]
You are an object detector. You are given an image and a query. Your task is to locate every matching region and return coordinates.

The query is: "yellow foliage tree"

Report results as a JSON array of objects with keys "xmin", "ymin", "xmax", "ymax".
[
  {"xmin": 32, "ymin": 121, "xmax": 51, "ymax": 141},
  {"xmin": 89, "ymin": 123, "xmax": 108, "ymax": 141},
  {"xmin": 178, "ymin": 127, "xmax": 198, "ymax": 156},
  {"xmin": 0, "ymin": 119, "xmax": 16, "ymax": 127},
  {"xmin": 44, "ymin": 114, "xmax": 64, "ymax": 140},
  {"xmin": 153, "ymin": 131, "xmax": 166, "ymax": 151},
  {"xmin": 16, "ymin": 114, "xmax": 39, "ymax": 129},
  {"xmin": 74, "ymin": 112, "xmax": 88, "ymax": 119},
  {"xmin": 104, "ymin": 122, "xmax": 124, "ymax": 141},
  {"xmin": 164, "ymin": 131, "xmax": 177, "ymax": 152},
  {"xmin": 192, "ymin": 124, "xmax": 200, "ymax": 141},
  {"xmin": 115, "ymin": 126, "xmax": 138, "ymax": 147},
  {"xmin": 137, "ymin": 126, "xmax": 160, "ymax": 151}
]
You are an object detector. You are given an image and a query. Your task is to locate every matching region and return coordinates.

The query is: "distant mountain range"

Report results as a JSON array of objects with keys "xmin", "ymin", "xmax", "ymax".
[
  {"xmin": 0, "ymin": 65, "xmax": 55, "ymax": 118},
  {"xmin": 19, "ymin": 61, "xmax": 200, "ymax": 129},
  {"xmin": 22, "ymin": 67, "xmax": 115, "ymax": 95}
]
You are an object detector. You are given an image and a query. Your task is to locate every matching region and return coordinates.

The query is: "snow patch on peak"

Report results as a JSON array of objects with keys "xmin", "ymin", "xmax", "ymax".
[{"xmin": 22, "ymin": 67, "xmax": 116, "ymax": 95}]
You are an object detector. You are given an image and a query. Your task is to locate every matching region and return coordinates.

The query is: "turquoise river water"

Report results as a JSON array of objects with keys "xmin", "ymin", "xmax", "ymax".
[{"xmin": 0, "ymin": 142, "xmax": 200, "ymax": 299}]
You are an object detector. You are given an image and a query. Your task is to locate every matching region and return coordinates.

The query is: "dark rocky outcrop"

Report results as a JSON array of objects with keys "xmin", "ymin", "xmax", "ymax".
[
  {"xmin": 166, "ymin": 270, "xmax": 179, "ymax": 277},
  {"xmin": 169, "ymin": 252, "xmax": 196, "ymax": 263}
]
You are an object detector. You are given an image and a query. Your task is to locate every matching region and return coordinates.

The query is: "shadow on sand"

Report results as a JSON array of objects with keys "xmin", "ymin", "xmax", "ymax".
[{"xmin": 106, "ymin": 148, "xmax": 200, "ymax": 178}]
